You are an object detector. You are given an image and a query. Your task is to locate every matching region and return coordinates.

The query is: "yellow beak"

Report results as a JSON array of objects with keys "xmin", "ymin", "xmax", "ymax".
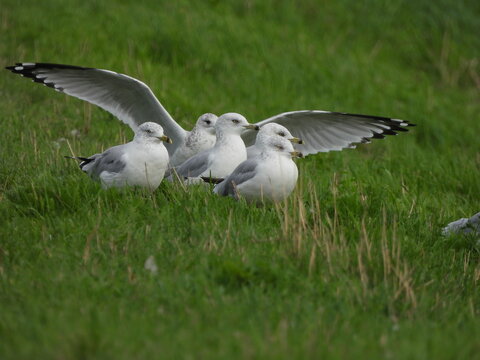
[
  {"xmin": 243, "ymin": 124, "xmax": 260, "ymax": 130},
  {"xmin": 289, "ymin": 137, "xmax": 303, "ymax": 144},
  {"xmin": 160, "ymin": 135, "xmax": 173, "ymax": 144},
  {"xmin": 290, "ymin": 151, "xmax": 304, "ymax": 158}
]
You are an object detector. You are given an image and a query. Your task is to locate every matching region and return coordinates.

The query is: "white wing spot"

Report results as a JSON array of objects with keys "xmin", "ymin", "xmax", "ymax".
[{"xmin": 392, "ymin": 118, "xmax": 408, "ymax": 126}]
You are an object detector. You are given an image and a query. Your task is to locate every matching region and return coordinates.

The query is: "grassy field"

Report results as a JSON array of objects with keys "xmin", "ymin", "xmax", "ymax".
[{"xmin": 1, "ymin": 0, "xmax": 479, "ymax": 358}]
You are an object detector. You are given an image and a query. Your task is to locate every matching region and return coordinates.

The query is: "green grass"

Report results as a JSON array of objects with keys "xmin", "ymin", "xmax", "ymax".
[{"xmin": 1, "ymin": 0, "xmax": 479, "ymax": 358}]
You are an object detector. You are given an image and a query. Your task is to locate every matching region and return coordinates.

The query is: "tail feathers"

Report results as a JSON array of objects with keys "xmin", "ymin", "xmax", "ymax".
[
  {"xmin": 200, "ymin": 176, "xmax": 225, "ymax": 184},
  {"xmin": 64, "ymin": 155, "xmax": 90, "ymax": 161},
  {"xmin": 64, "ymin": 155, "xmax": 94, "ymax": 170}
]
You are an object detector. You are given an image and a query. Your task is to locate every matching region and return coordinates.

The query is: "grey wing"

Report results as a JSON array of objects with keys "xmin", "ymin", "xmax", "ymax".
[
  {"xmin": 469, "ymin": 212, "xmax": 480, "ymax": 227},
  {"xmin": 82, "ymin": 145, "xmax": 127, "ymax": 178},
  {"xmin": 174, "ymin": 151, "xmax": 211, "ymax": 178},
  {"xmin": 214, "ymin": 160, "xmax": 258, "ymax": 197},
  {"xmin": 444, "ymin": 212, "xmax": 480, "ymax": 236},
  {"xmin": 242, "ymin": 110, "xmax": 415, "ymax": 156},
  {"xmin": 6, "ymin": 63, "xmax": 187, "ymax": 155}
]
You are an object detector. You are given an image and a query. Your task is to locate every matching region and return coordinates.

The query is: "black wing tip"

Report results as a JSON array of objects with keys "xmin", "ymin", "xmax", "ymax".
[
  {"xmin": 6, "ymin": 62, "xmax": 91, "ymax": 71},
  {"xmin": 391, "ymin": 118, "xmax": 417, "ymax": 128},
  {"xmin": 351, "ymin": 116, "xmax": 417, "ymax": 147},
  {"xmin": 328, "ymin": 111, "xmax": 417, "ymax": 128},
  {"xmin": 5, "ymin": 62, "xmax": 92, "ymax": 86},
  {"xmin": 381, "ymin": 129, "xmax": 399, "ymax": 136},
  {"xmin": 371, "ymin": 132, "xmax": 385, "ymax": 139},
  {"xmin": 6, "ymin": 63, "xmax": 40, "ymax": 73},
  {"xmin": 5, "ymin": 62, "xmax": 92, "ymax": 91},
  {"xmin": 291, "ymin": 110, "xmax": 417, "ymax": 150}
]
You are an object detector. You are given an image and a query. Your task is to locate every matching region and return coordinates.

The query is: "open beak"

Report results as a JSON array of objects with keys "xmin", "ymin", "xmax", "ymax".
[
  {"xmin": 289, "ymin": 137, "xmax": 303, "ymax": 144},
  {"xmin": 243, "ymin": 124, "xmax": 260, "ymax": 130},
  {"xmin": 290, "ymin": 151, "xmax": 304, "ymax": 158},
  {"xmin": 160, "ymin": 135, "xmax": 173, "ymax": 144}
]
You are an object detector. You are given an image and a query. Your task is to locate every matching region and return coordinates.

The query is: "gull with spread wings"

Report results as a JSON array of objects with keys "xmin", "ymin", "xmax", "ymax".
[
  {"xmin": 6, "ymin": 62, "xmax": 415, "ymax": 163},
  {"xmin": 6, "ymin": 63, "xmax": 217, "ymax": 166}
]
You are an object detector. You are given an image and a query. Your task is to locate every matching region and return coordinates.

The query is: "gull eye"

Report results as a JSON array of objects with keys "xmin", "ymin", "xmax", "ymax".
[
  {"xmin": 145, "ymin": 129, "xmax": 153, "ymax": 134},
  {"xmin": 232, "ymin": 119, "xmax": 240, "ymax": 124},
  {"xmin": 275, "ymin": 145, "xmax": 284, "ymax": 151},
  {"xmin": 205, "ymin": 120, "xmax": 211, "ymax": 125},
  {"xmin": 278, "ymin": 131, "xmax": 286, "ymax": 137}
]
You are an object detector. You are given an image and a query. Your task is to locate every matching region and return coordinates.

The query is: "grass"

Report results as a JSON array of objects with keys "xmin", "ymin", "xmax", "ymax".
[{"xmin": 1, "ymin": 0, "xmax": 479, "ymax": 358}]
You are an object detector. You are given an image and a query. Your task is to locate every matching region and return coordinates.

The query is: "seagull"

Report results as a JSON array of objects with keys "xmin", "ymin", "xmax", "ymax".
[
  {"xmin": 246, "ymin": 123, "xmax": 303, "ymax": 158},
  {"xmin": 6, "ymin": 62, "xmax": 415, "ymax": 161},
  {"xmin": 213, "ymin": 134, "xmax": 303, "ymax": 202},
  {"xmin": 169, "ymin": 113, "xmax": 217, "ymax": 166},
  {"xmin": 442, "ymin": 212, "xmax": 480, "ymax": 238},
  {"xmin": 5, "ymin": 62, "xmax": 216, "ymax": 165},
  {"xmin": 201, "ymin": 123, "xmax": 300, "ymax": 183},
  {"xmin": 171, "ymin": 113, "xmax": 259, "ymax": 180},
  {"xmin": 67, "ymin": 122, "xmax": 171, "ymax": 190}
]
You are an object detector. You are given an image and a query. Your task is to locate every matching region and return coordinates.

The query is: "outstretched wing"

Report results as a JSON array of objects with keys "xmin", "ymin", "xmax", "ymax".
[
  {"xmin": 6, "ymin": 62, "xmax": 187, "ymax": 155},
  {"xmin": 242, "ymin": 110, "xmax": 415, "ymax": 156}
]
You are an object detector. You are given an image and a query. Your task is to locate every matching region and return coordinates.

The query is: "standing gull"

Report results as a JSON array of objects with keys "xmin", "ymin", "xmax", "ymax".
[
  {"xmin": 6, "ymin": 62, "xmax": 415, "ymax": 161},
  {"xmin": 214, "ymin": 135, "xmax": 302, "ymax": 202},
  {"xmin": 68, "ymin": 122, "xmax": 171, "ymax": 190},
  {"xmin": 171, "ymin": 113, "xmax": 259, "ymax": 180}
]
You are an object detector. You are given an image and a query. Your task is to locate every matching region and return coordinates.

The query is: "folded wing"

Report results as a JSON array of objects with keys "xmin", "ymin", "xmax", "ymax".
[
  {"xmin": 214, "ymin": 160, "xmax": 258, "ymax": 197},
  {"xmin": 81, "ymin": 145, "xmax": 127, "ymax": 179},
  {"xmin": 173, "ymin": 151, "xmax": 211, "ymax": 178}
]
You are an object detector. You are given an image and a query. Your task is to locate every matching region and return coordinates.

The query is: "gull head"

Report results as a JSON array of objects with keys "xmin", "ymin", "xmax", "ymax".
[
  {"xmin": 136, "ymin": 122, "xmax": 172, "ymax": 144},
  {"xmin": 256, "ymin": 123, "xmax": 303, "ymax": 145},
  {"xmin": 196, "ymin": 113, "xmax": 218, "ymax": 135},
  {"xmin": 264, "ymin": 136, "xmax": 303, "ymax": 159},
  {"xmin": 216, "ymin": 113, "xmax": 259, "ymax": 135}
]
